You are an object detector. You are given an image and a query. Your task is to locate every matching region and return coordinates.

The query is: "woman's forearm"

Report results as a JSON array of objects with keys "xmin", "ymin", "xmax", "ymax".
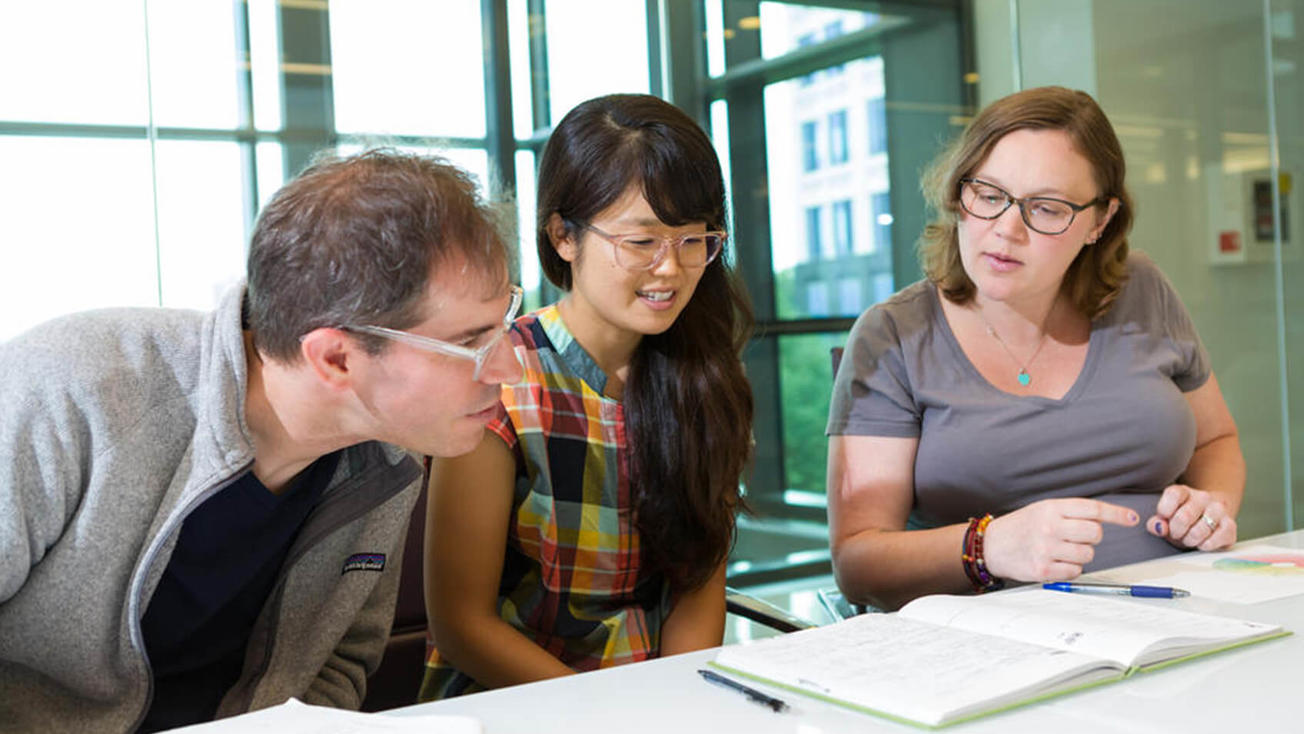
[
  {"xmin": 430, "ymin": 613, "xmax": 574, "ymax": 689},
  {"xmin": 832, "ymin": 523, "xmax": 973, "ymax": 611}
]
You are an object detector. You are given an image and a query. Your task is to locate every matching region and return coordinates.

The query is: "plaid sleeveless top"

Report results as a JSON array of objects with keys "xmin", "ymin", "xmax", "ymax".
[{"xmin": 419, "ymin": 305, "xmax": 670, "ymax": 700}]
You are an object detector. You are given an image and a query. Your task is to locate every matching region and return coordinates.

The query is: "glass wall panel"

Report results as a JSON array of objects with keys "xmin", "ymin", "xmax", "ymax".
[
  {"xmin": 1271, "ymin": 0, "xmax": 1304, "ymax": 526},
  {"xmin": 1011, "ymin": 0, "xmax": 1299, "ymax": 536}
]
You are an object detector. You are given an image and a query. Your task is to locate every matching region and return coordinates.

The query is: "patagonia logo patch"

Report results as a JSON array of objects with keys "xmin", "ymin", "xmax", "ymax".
[{"xmin": 342, "ymin": 553, "xmax": 386, "ymax": 574}]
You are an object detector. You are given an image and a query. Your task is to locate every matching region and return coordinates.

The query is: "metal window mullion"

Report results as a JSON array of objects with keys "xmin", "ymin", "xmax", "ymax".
[{"xmin": 482, "ymin": 0, "xmax": 516, "ymax": 200}]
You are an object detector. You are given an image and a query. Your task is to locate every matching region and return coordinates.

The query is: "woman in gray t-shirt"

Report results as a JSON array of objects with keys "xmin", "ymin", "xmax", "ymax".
[{"xmin": 826, "ymin": 87, "xmax": 1245, "ymax": 611}]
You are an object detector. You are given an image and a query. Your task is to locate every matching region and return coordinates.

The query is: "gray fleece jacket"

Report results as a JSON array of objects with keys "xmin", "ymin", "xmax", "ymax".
[{"xmin": 0, "ymin": 285, "xmax": 423, "ymax": 732}]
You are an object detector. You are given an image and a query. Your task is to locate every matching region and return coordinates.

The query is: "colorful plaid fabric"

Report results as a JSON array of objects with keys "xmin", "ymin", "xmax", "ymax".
[{"xmin": 419, "ymin": 305, "xmax": 670, "ymax": 700}]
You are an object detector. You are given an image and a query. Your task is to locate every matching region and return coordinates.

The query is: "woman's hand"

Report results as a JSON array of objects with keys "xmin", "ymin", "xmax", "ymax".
[
  {"xmin": 1146, "ymin": 484, "xmax": 1237, "ymax": 551},
  {"xmin": 984, "ymin": 498, "xmax": 1140, "ymax": 583}
]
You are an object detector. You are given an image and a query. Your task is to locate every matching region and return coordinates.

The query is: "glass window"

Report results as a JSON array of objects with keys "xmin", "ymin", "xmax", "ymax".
[
  {"xmin": 824, "ymin": 20, "xmax": 845, "ymax": 76},
  {"xmin": 828, "ymin": 109, "xmax": 848, "ymax": 165},
  {"xmin": 832, "ymin": 199, "xmax": 852, "ymax": 254},
  {"xmin": 515, "ymin": 149, "xmax": 542, "ymax": 307},
  {"xmin": 837, "ymin": 277, "xmax": 862, "ymax": 316},
  {"xmin": 766, "ymin": 52, "xmax": 892, "ymax": 322},
  {"xmin": 330, "ymin": 0, "xmax": 487, "ymax": 138},
  {"xmin": 154, "ymin": 141, "xmax": 248, "ymax": 310},
  {"xmin": 545, "ymin": 1, "xmax": 649, "ymax": 125},
  {"xmin": 800, "ymin": 120, "xmax": 819, "ymax": 171},
  {"xmin": 248, "ymin": 0, "xmax": 284, "ymax": 131},
  {"xmin": 145, "ymin": 1, "xmax": 242, "ymax": 129},
  {"xmin": 867, "ymin": 94, "xmax": 887, "ymax": 155},
  {"xmin": 0, "ymin": 136, "xmax": 158, "ymax": 341},
  {"xmin": 508, "ymin": 0, "xmax": 536, "ymax": 140},
  {"xmin": 778, "ymin": 331, "xmax": 847, "ymax": 498},
  {"xmin": 756, "ymin": 3, "xmax": 878, "ymax": 60},
  {"xmin": 797, "ymin": 33, "xmax": 817, "ymax": 86},
  {"xmin": 804, "ymin": 206, "xmax": 822, "ymax": 261},
  {"xmin": 0, "ymin": 4, "xmax": 148, "ymax": 126},
  {"xmin": 871, "ymin": 191, "xmax": 893, "ymax": 254}
]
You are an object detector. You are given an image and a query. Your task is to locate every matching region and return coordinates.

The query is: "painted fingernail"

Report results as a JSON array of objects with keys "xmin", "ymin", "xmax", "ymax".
[
  {"xmin": 1128, "ymin": 513, "xmax": 1138, "ymax": 523},
  {"xmin": 1153, "ymin": 521, "xmax": 1163, "ymax": 533}
]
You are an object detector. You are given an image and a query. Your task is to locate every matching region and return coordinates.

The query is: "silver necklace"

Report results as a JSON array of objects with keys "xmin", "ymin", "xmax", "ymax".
[{"xmin": 976, "ymin": 304, "xmax": 1052, "ymax": 387}]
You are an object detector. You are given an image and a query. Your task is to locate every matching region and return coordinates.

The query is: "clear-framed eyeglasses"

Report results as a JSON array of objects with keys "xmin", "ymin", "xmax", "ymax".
[
  {"xmin": 339, "ymin": 285, "xmax": 523, "ymax": 380},
  {"xmin": 581, "ymin": 223, "xmax": 725, "ymax": 271},
  {"xmin": 958, "ymin": 177, "xmax": 1104, "ymax": 236}
]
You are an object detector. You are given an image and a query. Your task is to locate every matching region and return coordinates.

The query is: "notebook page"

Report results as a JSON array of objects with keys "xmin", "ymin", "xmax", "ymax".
[
  {"xmin": 713, "ymin": 612, "xmax": 1112, "ymax": 726},
  {"xmin": 900, "ymin": 589, "xmax": 1279, "ymax": 667}
]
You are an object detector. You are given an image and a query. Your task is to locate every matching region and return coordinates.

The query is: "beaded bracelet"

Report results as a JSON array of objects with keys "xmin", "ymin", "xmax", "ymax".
[{"xmin": 961, "ymin": 514, "xmax": 1004, "ymax": 593}]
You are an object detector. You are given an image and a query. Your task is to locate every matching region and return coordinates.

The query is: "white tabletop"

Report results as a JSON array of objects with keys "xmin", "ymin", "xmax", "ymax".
[{"xmin": 389, "ymin": 531, "xmax": 1304, "ymax": 734}]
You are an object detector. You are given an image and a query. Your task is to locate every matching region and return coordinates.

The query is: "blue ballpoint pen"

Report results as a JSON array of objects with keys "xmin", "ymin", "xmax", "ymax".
[{"xmin": 1043, "ymin": 582, "xmax": 1190, "ymax": 599}]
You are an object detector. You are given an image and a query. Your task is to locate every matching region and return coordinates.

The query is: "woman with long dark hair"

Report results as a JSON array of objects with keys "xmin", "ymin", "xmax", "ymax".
[{"xmin": 417, "ymin": 93, "xmax": 754, "ymax": 699}]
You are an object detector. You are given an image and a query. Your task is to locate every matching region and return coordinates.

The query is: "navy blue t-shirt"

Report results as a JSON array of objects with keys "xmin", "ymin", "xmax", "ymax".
[{"xmin": 138, "ymin": 451, "xmax": 340, "ymax": 732}]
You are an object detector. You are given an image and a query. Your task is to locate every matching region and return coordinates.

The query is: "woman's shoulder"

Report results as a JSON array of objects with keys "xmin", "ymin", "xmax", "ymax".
[
  {"xmin": 849, "ymin": 279, "xmax": 937, "ymax": 344},
  {"xmin": 1107, "ymin": 250, "xmax": 1179, "ymax": 319}
]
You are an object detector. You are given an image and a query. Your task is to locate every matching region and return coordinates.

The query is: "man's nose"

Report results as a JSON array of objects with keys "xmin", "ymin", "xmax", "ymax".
[{"xmin": 480, "ymin": 337, "xmax": 523, "ymax": 384}]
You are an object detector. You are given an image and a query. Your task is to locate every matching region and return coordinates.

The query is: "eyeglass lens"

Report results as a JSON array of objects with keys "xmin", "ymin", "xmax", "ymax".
[
  {"xmin": 961, "ymin": 180, "xmax": 1077, "ymax": 235},
  {"xmin": 615, "ymin": 233, "xmax": 723, "ymax": 269}
]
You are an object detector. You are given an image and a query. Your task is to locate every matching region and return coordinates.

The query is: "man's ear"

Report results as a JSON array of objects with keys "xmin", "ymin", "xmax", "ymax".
[
  {"xmin": 546, "ymin": 212, "xmax": 579, "ymax": 263},
  {"xmin": 297, "ymin": 328, "xmax": 356, "ymax": 389}
]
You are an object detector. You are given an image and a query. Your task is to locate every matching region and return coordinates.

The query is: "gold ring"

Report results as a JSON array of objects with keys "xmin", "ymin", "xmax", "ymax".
[{"xmin": 1201, "ymin": 514, "xmax": 1218, "ymax": 530}]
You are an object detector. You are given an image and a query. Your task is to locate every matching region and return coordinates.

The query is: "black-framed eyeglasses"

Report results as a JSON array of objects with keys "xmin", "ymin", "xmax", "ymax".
[
  {"xmin": 958, "ymin": 177, "xmax": 1104, "ymax": 236},
  {"xmin": 580, "ymin": 223, "xmax": 725, "ymax": 271}
]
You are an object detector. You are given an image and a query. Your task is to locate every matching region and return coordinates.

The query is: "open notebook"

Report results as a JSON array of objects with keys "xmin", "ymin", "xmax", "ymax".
[{"xmin": 711, "ymin": 588, "xmax": 1287, "ymax": 728}]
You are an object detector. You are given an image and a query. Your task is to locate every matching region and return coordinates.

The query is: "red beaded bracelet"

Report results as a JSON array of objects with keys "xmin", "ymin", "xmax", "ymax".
[{"xmin": 961, "ymin": 514, "xmax": 1004, "ymax": 593}]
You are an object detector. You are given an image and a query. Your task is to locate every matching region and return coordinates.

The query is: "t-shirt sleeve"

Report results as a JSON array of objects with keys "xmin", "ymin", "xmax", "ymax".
[
  {"xmin": 826, "ymin": 303, "xmax": 922, "ymax": 437},
  {"xmin": 1136, "ymin": 256, "xmax": 1212, "ymax": 392}
]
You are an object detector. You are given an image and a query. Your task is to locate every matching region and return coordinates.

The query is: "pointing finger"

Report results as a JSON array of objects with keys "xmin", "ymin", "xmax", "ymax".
[{"xmin": 1062, "ymin": 499, "xmax": 1139, "ymax": 526}]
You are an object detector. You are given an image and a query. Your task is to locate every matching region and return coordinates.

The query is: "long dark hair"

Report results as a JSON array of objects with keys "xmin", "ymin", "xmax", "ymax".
[{"xmin": 536, "ymin": 94, "xmax": 754, "ymax": 592}]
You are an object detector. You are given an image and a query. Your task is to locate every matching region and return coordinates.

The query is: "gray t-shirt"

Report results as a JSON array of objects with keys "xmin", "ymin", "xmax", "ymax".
[{"xmin": 827, "ymin": 253, "xmax": 1211, "ymax": 571}]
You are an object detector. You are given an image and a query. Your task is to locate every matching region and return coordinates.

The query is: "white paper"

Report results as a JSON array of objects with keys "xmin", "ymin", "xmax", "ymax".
[
  {"xmin": 713, "ymin": 612, "xmax": 1112, "ymax": 726},
  {"xmin": 165, "ymin": 699, "xmax": 482, "ymax": 734},
  {"xmin": 1138, "ymin": 545, "xmax": 1304, "ymax": 604},
  {"xmin": 900, "ymin": 588, "xmax": 1280, "ymax": 667}
]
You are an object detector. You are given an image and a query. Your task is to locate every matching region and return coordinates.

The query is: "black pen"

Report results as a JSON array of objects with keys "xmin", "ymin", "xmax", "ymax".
[{"xmin": 698, "ymin": 668, "xmax": 790, "ymax": 713}]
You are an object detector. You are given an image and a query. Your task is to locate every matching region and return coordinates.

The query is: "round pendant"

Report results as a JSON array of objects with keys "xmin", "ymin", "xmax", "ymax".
[{"xmin": 1017, "ymin": 370, "xmax": 1031, "ymax": 387}]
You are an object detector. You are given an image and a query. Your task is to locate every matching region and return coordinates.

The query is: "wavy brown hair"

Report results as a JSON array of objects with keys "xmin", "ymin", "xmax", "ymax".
[
  {"xmin": 919, "ymin": 86, "xmax": 1134, "ymax": 318},
  {"xmin": 536, "ymin": 94, "xmax": 754, "ymax": 592}
]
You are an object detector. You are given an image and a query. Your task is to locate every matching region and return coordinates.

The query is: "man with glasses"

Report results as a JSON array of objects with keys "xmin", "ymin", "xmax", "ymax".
[{"xmin": 0, "ymin": 149, "xmax": 523, "ymax": 731}]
